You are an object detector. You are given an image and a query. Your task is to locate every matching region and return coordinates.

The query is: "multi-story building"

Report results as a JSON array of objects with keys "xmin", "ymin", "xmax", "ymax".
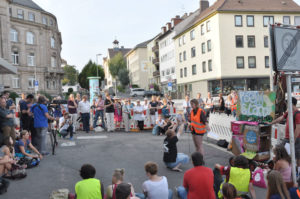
[
  {"xmin": 126, "ymin": 40, "xmax": 151, "ymax": 90},
  {"xmin": 103, "ymin": 40, "xmax": 131, "ymax": 90},
  {"xmin": 158, "ymin": 16, "xmax": 183, "ymax": 97},
  {"xmin": 0, "ymin": 0, "xmax": 63, "ymax": 96},
  {"xmin": 146, "ymin": 34, "xmax": 160, "ymax": 89},
  {"xmin": 174, "ymin": 0, "xmax": 300, "ymax": 98}
]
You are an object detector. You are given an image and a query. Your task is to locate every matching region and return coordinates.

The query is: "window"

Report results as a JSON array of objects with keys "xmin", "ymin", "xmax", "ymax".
[
  {"xmin": 235, "ymin": 35, "xmax": 243, "ymax": 47},
  {"xmin": 183, "ymin": 51, "xmax": 186, "ymax": 61},
  {"xmin": 247, "ymin": 15, "xmax": 254, "ymax": 27},
  {"xmin": 26, "ymin": 32, "xmax": 34, "ymax": 44},
  {"xmin": 192, "ymin": 64, "xmax": 197, "ymax": 75},
  {"xmin": 191, "ymin": 47, "xmax": 196, "ymax": 58},
  {"xmin": 17, "ymin": 9, "xmax": 24, "ymax": 19},
  {"xmin": 42, "ymin": 16, "xmax": 48, "ymax": 25},
  {"xmin": 166, "ymin": 69, "xmax": 170, "ymax": 75},
  {"xmin": 236, "ymin": 57, "xmax": 244, "ymax": 68},
  {"xmin": 28, "ymin": 12, "xmax": 35, "ymax": 22},
  {"xmin": 9, "ymin": 8, "xmax": 12, "ymax": 17},
  {"xmin": 53, "ymin": 81, "xmax": 56, "ymax": 89},
  {"xmin": 263, "ymin": 16, "xmax": 274, "ymax": 27},
  {"xmin": 206, "ymin": 21, "xmax": 211, "ymax": 32},
  {"xmin": 248, "ymin": 56, "xmax": 256, "ymax": 68},
  {"xmin": 190, "ymin": 30, "xmax": 195, "ymax": 40},
  {"xmin": 235, "ymin": 15, "xmax": 242, "ymax": 27},
  {"xmin": 51, "ymin": 37, "xmax": 55, "ymax": 48},
  {"xmin": 264, "ymin": 36, "xmax": 269, "ymax": 48},
  {"xmin": 265, "ymin": 56, "xmax": 270, "ymax": 68},
  {"xmin": 50, "ymin": 19, "xmax": 54, "ymax": 26},
  {"xmin": 27, "ymin": 53, "xmax": 35, "ymax": 66},
  {"xmin": 201, "ymin": 43, "xmax": 206, "ymax": 54},
  {"xmin": 295, "ymin": 16, "xmax": 300, "ymax": 25},
  {"xmin": 46, "ymin": 81, "xmax": 50, "ymax": 89},
  {"xmin": 11, "ymin": 51, "xmax": 19, "ymax": 65},
  {"xmin": 12, "ymin": 77, "xmax": 20, "ymax": 88},
  {"xmin": 162, "ymin": 71, "xmax": 165, "ymax": 77},
  {"xmin": 51, "ymin": 56, "xmax": 56, "ymax": 67},
  {"xmin": 202, "ymin": 62, "xmax": 206, "ymax": 73},
  {"xmin": 10, "ymin": 29, "xmax": 18, "ymax": 42},
  {"xmin": 201, "ymin": 24, "xmax": 204, "ymax": 35},
  {"xmin": 184, "ymin": 67, "xmax": 187, "ymax": 77},
  {"xmin": 179, "ymin": 53, "xmax": 182, "ymax": 62},
  {"xmin": 179, "ymin": 37, "xmax": 182, "ymax": 46},
  {"xmin": 247, "ymin": 36, "xmax": 255, "ymax": 47},
  {"xmin": 180, "ymin": 69, "xmax": 183, "ymax": 78},
  {"xmin": 283, "ymin": 16, "xmax": 290, "ymax": 25},
  {"xmin": 208, "ymin": 60, "xmax": 212, "ymax": 72},
  {"xmin": 207, "ymin": 40, "xmax": 211, "ymax": 52},
  {"xmin": 171, "ymin": 67, "xmax": 175, "ymax": 74},
  {"xmin": 182, "ymin": 35, "xmax": 186, "ymax": 45},
  {"xmin": 28, "ymin": 77, "xmax": 35, "ymax": 88}
]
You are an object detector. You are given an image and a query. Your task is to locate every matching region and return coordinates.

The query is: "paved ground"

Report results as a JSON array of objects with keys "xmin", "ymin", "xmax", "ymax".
[{"xmin": 5, "ymin": 130, "xmax": 266, "ymax": 199}]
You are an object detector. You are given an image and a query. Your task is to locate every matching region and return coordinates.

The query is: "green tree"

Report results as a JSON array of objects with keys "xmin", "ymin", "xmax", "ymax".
[
  {"xmin": 78, "ymin": 60, "xmax": 104, "ymax": 90},
  {"xmin": 118, "ymin": 68, "xmax": 130, "ymax": 86},
  {"xmin": 108, "ymin": 52, "xmax": 127, "ymax": 78},
  {"xmin": 63, "ymin": 65, "xmax": 78, "ymax": 86}
]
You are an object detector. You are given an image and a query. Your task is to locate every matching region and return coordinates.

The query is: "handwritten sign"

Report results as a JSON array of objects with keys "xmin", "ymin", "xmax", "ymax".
[{"xmin": 237, "ymin": 91, "xmax": 276, "ymax": 122}]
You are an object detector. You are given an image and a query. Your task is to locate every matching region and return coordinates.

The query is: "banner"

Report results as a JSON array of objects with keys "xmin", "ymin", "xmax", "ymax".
[
  {"xmin": 237, "ymin": 91, "xmax": 276, "ymax": 122},
  {"xmin": 88, "ymin": 77, "xmax": 100, "ymax": 104}
]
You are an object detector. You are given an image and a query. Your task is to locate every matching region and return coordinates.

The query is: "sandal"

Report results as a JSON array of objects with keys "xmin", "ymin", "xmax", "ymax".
[{"xmin": 172, "ymin": 168, "xmax": 182, "ymax": 172}]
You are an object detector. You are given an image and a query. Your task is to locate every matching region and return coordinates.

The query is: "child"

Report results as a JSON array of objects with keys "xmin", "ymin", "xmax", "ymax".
[{"xmin": 152, "ymin": 114, "xmax": 164, "ymax": 136}]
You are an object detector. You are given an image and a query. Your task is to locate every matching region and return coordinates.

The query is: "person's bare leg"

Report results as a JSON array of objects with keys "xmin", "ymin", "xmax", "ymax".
[
  {"xmin": 172, "ymin": 163, "xmax": 182, "ymax": 172},
  {"xmin": 192, "ymin": 135, "xmax": 204, "ymax": 155}
]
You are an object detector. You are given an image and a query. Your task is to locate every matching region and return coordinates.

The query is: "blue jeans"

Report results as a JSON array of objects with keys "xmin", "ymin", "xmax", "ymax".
[
  {"xmin": 135, "ymin": 189, "xmax": 173, "ymax": 199},
  {"xmin": 152, "ymin": 125, "xmax": 159, "ymax": 135},
  {"xmin": 93, "ymin": 110, "xmax": 105, "ymax": 128},
  {"xmin": 164, "ymin": 153, "xmax": 189, "ymax": 169},
  {"xmin": 81, "ymin": 113, "xmax": 90, "ymax": 133},
  {"xmin": 177, "ymin": 186, "xmax": 187, "ymax": 199}
]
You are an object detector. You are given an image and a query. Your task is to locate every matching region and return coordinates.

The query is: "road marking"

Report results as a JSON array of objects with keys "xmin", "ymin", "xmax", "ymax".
[
  {"xmin": 77, "ymin": 136, "xmax": 108, "ymax": 140},
  {"xmin": 61, "ymin": 142, "xmax": 76, "ymax": 147}
]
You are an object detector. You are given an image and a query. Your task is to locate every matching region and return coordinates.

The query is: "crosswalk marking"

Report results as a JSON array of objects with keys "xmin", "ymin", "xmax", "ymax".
[
  {"xmin": 61, "ymin": 142, "xmax": 76, "ymax": 147},
  {"xmin": 77, "ymin": 136, "xmax": 108, "ymax": 140}
]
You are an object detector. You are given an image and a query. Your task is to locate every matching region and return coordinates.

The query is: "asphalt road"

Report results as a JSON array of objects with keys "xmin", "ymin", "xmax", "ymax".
[{"xmin": 5, "ymin": 131, "xmax": 266, "ymax": 199}]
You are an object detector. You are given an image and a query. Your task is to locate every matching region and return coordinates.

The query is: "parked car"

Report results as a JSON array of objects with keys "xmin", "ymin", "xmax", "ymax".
[
  {"xmin": 130, "ymin": 88, "xmax": 145, "ymax": 97},
  {"xmin": 143, "ymin": 90, "xmax": 164, "ymax": 97}
]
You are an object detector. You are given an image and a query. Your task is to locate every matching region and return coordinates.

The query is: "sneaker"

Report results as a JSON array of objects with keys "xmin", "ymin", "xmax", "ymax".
[{"xmin": 69, "ymin": 137, "xmax": 73, "ymax": 141}]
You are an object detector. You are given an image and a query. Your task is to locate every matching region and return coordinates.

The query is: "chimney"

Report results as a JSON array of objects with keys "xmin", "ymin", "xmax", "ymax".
[
  {"xmin": 161, "ymin": 26, "xmax": 166, "ymax": 34},
  {"xmin": 172, "ymin": 16, "xmax": 183, "ymax": 27},
  {"xmin": 200, "ymin": 0, "xmax": 209, "ymax": 12},
  {"xmin": 182, "ymin": 13, "xmax": 188, "ymax": 19},
  {"xmin": 166, "ymin": 22, "xmax": 172, "ymax": 31}
]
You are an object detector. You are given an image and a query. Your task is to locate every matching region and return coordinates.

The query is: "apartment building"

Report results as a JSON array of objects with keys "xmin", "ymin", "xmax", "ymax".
[
  {"xmin": 146, "ymin": 34, "xmax": 161, "ymax": 89},
  {"xmin": 126, "ymin": 40, "xmax": 151, "ymax": 90},
  {"xmin": 174, "ymin": 0, "xmax": 300, "ymax": 98},
  {"xmin": 0, "ymin": 0, "xmax": 63, "ymax": 95}
]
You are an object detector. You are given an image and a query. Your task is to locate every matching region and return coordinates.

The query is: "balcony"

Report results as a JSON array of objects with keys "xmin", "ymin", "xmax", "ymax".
[
  {"xmin": 152, "ymin": 58, "xmax": 160, "ymax": 65},
  {"xmin": 153, "ymin": 70, "xmax": 160, "ymax": 77},
  {"xmin": 152, "ymin": 45, "xmax": 159, "ymax": 52}
]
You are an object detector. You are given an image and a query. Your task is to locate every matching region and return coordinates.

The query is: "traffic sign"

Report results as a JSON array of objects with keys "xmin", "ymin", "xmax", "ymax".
[
  {"xmin": 168, "ymin": 82, "xmax": 172, "ymax": 87},
  {"xmin": 35, "ymin": 80, "xmax": 39, "ymax": 86}
]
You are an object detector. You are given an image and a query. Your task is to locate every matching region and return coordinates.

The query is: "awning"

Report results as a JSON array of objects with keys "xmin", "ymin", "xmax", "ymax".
[{"xmin": 0, "ymin": 58, "xmax": 17, "ymax": 74}]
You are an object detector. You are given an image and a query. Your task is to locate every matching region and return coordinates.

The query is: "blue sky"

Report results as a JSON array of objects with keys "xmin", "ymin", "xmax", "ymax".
[{"xmin": 33, "ymin": 0, "xmax": 300, "ymax": 71}]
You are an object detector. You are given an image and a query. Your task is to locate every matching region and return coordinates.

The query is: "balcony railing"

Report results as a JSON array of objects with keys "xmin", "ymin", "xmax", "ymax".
[
  {"xmin": 152, "ymin": 58, "xmax": 159, "ymax": 65},
  {"xmin": 152, "ymin": 45, "xmax": 159, "ymax": 52},
  {"xmin": 153, "ymin": 70, "xmax": 160, "ymax": 77}
]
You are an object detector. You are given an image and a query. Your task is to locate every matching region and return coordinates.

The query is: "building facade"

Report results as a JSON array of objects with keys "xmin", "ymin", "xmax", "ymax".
[
  {"xmin": 146, "ymin": 35, "xmax": 160, "ymax": 89},
  {"xmin": 174, "ymin": 0, "xmax": 300, "ymax": 99},
  {"xmin": 0, "ymin": 0, "xmax": 63, "ymax": 96},
  {"xmin": 126, "ymin": 40, "xmax": 150, "ymax": 90}
]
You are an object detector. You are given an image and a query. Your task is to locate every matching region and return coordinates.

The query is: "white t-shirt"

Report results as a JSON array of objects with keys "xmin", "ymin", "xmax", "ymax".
[
  {"xmin": 133, "ymin": 105, "xmax": 144, "ymax": 121},
  {"xmin": 156, "ymin": 119, "xmax": 164, "ymax": 126},
  {"xmin": 59, "ymin": 117, "xmax": 69, "ymax": 132},
  {"xmin": 142, "ymin": 176, "xmax": 169, "ymax": 199},
  {"xmin": 182, "ymin": 101, "xmax": 191, "ymax": 114}
]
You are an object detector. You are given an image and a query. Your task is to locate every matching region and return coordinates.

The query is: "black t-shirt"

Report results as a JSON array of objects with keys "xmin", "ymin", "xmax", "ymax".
[
  {"xmin": 105, "ymin": 99, "xmax": 115, "ymax": 113},
  {"xmin": 149, "ymin": 101, "xmax": 158, "ymax": 114},
  {"xmin": 163, "ymin": 136, "xmax": 178, "ymax": 163}
]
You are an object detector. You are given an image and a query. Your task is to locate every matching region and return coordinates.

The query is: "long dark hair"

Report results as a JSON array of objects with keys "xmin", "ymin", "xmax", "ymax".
[{"xmin": 273, "ymin": 145, "xmax": 291, "ymax": 164}]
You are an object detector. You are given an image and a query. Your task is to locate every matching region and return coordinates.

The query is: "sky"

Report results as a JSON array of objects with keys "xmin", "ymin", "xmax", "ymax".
[{"xmin": 33, "ymin": 0, "xmax": 300, "ymax": 72}]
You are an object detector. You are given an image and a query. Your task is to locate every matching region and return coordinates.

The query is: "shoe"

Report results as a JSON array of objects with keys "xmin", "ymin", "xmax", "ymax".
[{"xmin": 69, "ymin": 137, "xmax": 73, "ymax": 141}]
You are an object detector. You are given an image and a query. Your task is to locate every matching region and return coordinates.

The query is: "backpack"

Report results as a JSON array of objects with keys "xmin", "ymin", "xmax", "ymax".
[
  {"xmin": 0, "ymin": 177, "xmax": 9, "ymax": 194},
  {"xmin": 4, "ymin": 164, "xmax": 27, "ymax": 180},
  {"xmin": 17, "ymin": 157, "xmax": 40, "ymax": 169}
]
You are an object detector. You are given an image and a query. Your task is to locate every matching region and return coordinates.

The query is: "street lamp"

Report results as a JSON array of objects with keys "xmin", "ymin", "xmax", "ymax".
[{"xmin": 96, "ymin": 53, "xmax": 102, "ymax": 78}]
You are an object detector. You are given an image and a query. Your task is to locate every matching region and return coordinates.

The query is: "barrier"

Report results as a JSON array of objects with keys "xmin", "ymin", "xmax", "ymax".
[{"xmin": 208, "ymin": 113, "xmax": 236, "ymax": 142}]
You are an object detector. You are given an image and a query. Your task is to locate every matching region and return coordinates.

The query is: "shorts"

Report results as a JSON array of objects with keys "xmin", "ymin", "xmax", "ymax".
[
  {"xmin": 283, "ymin": 138, "xmax": 300, "ymax": 159},
  {"xmin": 191, "ymin": 130, "xmax": 206, "ymax": 136}
]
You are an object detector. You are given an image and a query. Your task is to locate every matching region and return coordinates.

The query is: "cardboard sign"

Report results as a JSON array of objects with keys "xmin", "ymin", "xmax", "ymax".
[
  {"xmin": 237, "ymin": 91, "xmax": 276, "ymax": 122},
  {"xmin": 242, "ymin": 125, "xmax": 260, "ymax": 152}
]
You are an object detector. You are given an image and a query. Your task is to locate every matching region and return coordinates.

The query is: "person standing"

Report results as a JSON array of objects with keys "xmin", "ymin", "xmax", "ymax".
[
  {"xmin": 93, "ymin": 95, "xmax": 105, "ymax": 130},
  {"xmin": 0, "ymin": 97, "xmax": 16, "ymax": 142},
  {"xmin": 218, "ymin": 93, "xmax": 225, "ymax": 113},
  {"xmin": 204, "ymin": 92, "xmax": 214, "ymax": 118},
  {"xmin": 30, "ymin": 95, "xmax": 54, "ymax": 155},
  {"xmin": 134, "ymin": 100, "xmax": 144, "ymax": 131},
  {"xmin": 149, "ymin": 96, "xmax": 158, "ymax": 127},
  {"xmin": 188, "ymin": 99, "xmax": 209, "ymax": 155},
  {"xmin": 105, "ymin": 94, "xmax": 115, "ymax": 132},
  {"xmin": 2, "ymin": 91, "xmax": 15, "ymax": 114},
  {"xmin": 114, "ymin": 98, "xmax": 122, "ymax": 130},
  {"xmin": 122, "ymin": 99, "xmax": 131, "ymax": 132},
  {"xmin": 225, "ymin": 95, "xmax": 232, "ymax": 116},
  {"xmin": 231, "ymin": 90, "xmax": 238, "ymax": 117},
  {"xmin": 196, "ymin": 93, "xmax": 204, "ymax": 109},
  {"xmin": 78, "ymin": 95, "xmax": 91, "ymax": 134},
  {"xmin": 68, "ymin": 94, "xmax": 78, "ymax": 131},
  {"xmin": 182, "ymin": 95, "xmax": 191, "ymax": 122}
]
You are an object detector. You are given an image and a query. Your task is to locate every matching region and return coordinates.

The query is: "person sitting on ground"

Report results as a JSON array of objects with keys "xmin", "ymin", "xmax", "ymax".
[
  {"xmin": 177, "ymin": 152, "xmax": 215, "ymax": 199},
  {"xmin": 152, "ymin": 114, "xmax": 164, "ymax": 136},
  {"xmin": 75, "ymin": 164, "xmax": 104, "ymax": 199},
  {"xmin": 136, "ymin": 161, "xmax": 172, "ymax": 199},
  {"xmin": 158, "ymin": 115, "xmax": 173, "ymax": 136},
  {"xmin": 15, "ymin": 130, "xmax": 43, "ymax": 159},
  {"xmin": 1, "ymin": 136, "xmax": 15, "ymax": 159},
  {"xmin": 215, "ymin": 155, "xmax": 256, "ymax": 199},
  {"xmin": 222, "ymin": 183, "xmax": 239, "ymax": 199},
  {"xmin": 115, "ymin": 183, "xmax": 139, "ymax": 199},
  {"xmin": 272, "ymin": 145, "xmax": 293, "ymax": 188},
  {"xmin": 266, "ymin": 170, "xmax": 291, "ymax": 199},
  {"xmin": 59, "ymin": 112, "xmax": 74, "ymax": 140},
  {"xmin": 0, "ymin": 148, "xmax": 15, "ymax": 177},
  {"xmin": 163, "ymin": 129, "xmax": 189, "ymax": 172},
  {"xmin": 106, "ymin": 168, "xmax": 136, "ymax": 199}
]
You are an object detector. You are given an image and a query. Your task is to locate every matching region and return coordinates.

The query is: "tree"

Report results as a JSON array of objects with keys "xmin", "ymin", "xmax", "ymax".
[
  {"xmin": 63, "ymin": 65, "xmax": 78, "ymax": 86},
  {"xmin": 78, "ymin": 60, "xmax": 104, "ymax": 90},
  {"xmin": 108, "ymin": 52, "xmax": 127, "ymax": 79},
  {"xmin": 118, "ymin": 68, "xmax": 130, "ymax": 86}
]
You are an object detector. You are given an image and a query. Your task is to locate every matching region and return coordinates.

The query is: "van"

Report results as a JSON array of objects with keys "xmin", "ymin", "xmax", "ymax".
[{"xmin": 130, "ymin": 88, "xmax": 145, "ymax": 97}]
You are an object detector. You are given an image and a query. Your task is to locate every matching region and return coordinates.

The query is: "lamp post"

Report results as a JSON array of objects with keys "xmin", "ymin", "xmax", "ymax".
[{"xmin": 96, "ymin": 53, "xmax": 102, "ymax": 94}]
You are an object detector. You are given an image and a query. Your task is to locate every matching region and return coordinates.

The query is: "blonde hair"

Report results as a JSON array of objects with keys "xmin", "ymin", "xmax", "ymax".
[
  {"xmin": 113, "ymin": 168, "xmax": 125, "ymax": 181},
  {"xmin": 69, "ymin": 94, "xmax": 74, "ymax": 100},
  {"xmin": 266, "ymin": 170, "xmax": 290, "ymax": 199}
]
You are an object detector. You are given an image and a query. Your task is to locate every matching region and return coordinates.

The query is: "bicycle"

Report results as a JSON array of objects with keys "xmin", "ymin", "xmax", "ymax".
[{"xmin": 47, "ymin": 107, "xmax": 59, "ymax": 155}]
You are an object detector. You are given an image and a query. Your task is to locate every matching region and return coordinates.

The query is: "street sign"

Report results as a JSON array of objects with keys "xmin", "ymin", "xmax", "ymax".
[
  {"xmin": 35, "ymin": 80, "xmax": 38, "ymax": 86},
  {"xmin": 168, "ymin": 82, "xmax": 172, "ymax": 91}
]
